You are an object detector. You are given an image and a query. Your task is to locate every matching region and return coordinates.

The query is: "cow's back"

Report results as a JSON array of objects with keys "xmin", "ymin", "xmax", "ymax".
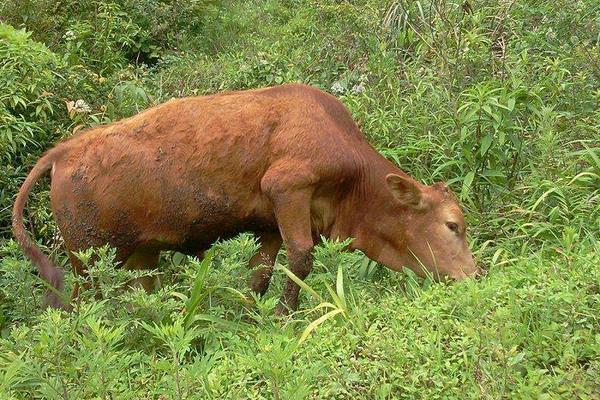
[{"xmin": 49, "ymin": 84, "xmax": 366, "ymax": 253}]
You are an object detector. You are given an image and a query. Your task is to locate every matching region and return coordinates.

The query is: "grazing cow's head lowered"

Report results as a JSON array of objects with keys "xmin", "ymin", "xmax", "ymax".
[{"xmin": 357, "ymin": 174, "xmax": 479, "ymax": 280}]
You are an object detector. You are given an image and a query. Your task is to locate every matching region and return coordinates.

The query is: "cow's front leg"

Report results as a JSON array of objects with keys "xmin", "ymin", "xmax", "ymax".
[
  {"xmin": 249, "ymin": 231, "xmax": 283, "ymax": 296},
  {"xmin": 267, "ymin": 188, "xmax": 314, "ymax": 314}
]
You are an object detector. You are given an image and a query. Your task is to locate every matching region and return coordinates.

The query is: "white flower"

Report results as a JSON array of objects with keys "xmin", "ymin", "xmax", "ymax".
[
  {"xmin": 66, "ymin": 99, "xmax": 91, "ymax": 114},
  {"xmin": 352, "ymin": 83, "xmax": 365, "ymax": 93},
  {"xmin": 331, "ymin": 81, "xmax": 345, "ymax": 94},
  {"xmin": 74, "ymin": 99, "xmax": 91, "ymax": 113}
]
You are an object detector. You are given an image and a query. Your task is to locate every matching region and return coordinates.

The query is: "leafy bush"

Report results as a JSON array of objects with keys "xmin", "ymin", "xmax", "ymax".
[
  {"xmin": 0, "ymin": 0, "xmax": 599, "ymax": 398},
  {"xmin": 0, "ymin": 24, "xmax": 64, "ymax": 236},
  {"xmin": 1, "ymin": 237, "xmax": 599, "ymax": 398},
  {"xmin": 0, "ymin": 25, "xmax": 57, "ymax": 161},
  {"xmin": 1, "ymin": 0, "xmax": 224, "ymax": 68}
]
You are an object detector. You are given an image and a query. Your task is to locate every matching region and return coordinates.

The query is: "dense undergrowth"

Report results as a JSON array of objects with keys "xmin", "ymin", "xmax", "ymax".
[{"xmin": 0, "ymin": 0, "xmax": 599, "ymax": 398}]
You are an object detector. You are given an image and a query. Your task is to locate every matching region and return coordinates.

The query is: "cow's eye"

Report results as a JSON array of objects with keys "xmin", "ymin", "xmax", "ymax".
[{"xmin": 446, "ymin": 222, "xmax": 459, "ymax": 233}]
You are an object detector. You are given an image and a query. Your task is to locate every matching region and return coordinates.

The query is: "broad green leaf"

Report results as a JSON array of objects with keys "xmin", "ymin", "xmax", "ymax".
[
  {"xmin": 184, "ymin": 248, "xmax": 215, "ymax": 329},
  {"xmin": 461, "ymin": 171, "xmax": 475, "ymax": 199},
  {"xmin": 507, "ymin": 98, "xmax": 516, "ymax": 112},
  {"xmin": 480, "ymin": 134, "xmax": 493, "ymax": 156}
]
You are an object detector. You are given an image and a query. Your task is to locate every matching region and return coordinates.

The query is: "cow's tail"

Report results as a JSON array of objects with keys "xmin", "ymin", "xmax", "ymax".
[{"xmin": 12, "ymin": 150, "xmax": 65, "ymax": 309}]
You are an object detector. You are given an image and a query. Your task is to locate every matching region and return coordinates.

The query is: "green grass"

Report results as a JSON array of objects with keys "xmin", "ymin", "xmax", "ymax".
[
  {"xmin": 1, "ymin": 0, "xmax": 599, "ymax": 398},
  {"xmin": 0, "ymin": 238, "xmax": 598, "ymax": 398}
]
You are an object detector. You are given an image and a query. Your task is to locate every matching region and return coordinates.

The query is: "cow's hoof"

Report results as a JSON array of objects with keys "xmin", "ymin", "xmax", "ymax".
[{"xmin": 274, "ymin": 302, "xmax": 292, "ymax": 316}]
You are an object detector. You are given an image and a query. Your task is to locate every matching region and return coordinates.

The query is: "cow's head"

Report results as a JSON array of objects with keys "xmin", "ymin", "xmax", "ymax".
[{"xmin": 359, "ymin": 174, "xmax": 479, "ymax": 280}]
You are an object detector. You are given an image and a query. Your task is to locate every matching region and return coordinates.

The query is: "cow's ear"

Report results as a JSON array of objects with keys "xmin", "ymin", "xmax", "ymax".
[{"xmin": 386, "ymin": 174, "xmax": 427, "ymax": 209}]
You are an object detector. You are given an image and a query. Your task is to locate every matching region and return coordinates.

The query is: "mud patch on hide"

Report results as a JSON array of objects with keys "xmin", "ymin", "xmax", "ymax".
[
  {"xmin": 106, "ymin": 209, "xmax": 140, "ymax": 249},
  {"xmin": 56, "ymin": 204, "xmax": 103, "ymax": 250},
  {"xmin": 193, "ymin": 189, "xmax": 234, "ymax": 220},
  {"xmin": 56, "ymin": 200, "xmax": 140, "ymax": 253},
  {"xmin": 132, "ymin": 122, "xmax": 149, "ymax": 137},
  {"xmin": 71, "ymin": 168, "xmax": 87, "ymax": 195}
]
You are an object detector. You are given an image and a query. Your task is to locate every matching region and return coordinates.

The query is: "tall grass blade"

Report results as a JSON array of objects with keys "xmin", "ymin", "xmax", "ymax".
[
  {"xmin": 277, "ymin": 264, "xmax": 323, "ymax": 303},
  {"xmin": 299, "ymin": 309, "xmax": 344, "ymax": 344},
  {"xmin": 581, "ymin": 142, "xmax": 600, "ymax": 174},
  {"xmin": 335, "ymin": 265, "xmax": 347, "ymax": 309},
  {"xmin": 184, "ymin": 248, "xmax": 215, "ymax": 329}
]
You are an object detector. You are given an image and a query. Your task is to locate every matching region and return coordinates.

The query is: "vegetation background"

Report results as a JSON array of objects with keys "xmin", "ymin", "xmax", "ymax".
[{"xmin": 0, "ymin": 0, "xmax": 599, "ymax": 398}]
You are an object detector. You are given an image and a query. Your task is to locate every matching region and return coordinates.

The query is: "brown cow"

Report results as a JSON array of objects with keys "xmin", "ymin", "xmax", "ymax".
[{"xmin": 12, "ymin": 83, "xmax": 479, "ymax": 312}]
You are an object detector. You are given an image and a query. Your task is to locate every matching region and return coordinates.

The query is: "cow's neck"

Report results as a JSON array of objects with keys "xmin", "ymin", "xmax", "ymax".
[{"xmin": 329, "ymin": 149, "xmax": 407, "ymax": 257}]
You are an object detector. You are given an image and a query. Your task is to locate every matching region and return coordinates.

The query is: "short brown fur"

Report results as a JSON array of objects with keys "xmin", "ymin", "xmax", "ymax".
[{"xmin": 13, "ymin": 84, "xmax": 479, "ymax": 311}]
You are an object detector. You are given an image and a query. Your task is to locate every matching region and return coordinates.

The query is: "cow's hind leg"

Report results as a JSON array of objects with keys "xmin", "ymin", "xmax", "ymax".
[
  {"xmin": 68, "ymin": 246, "xmax": 136, "ymax": 304},
  {"xmin": 123, "ymin": 248, "xmax": 160, "ymax": 293},
  {"xmin": 69, "ymin": 252, "xmax": 90, "ymax": 305},
  {"xmin": 249, "ymin": 231, "xmax": 283, "ymax": 296}
]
